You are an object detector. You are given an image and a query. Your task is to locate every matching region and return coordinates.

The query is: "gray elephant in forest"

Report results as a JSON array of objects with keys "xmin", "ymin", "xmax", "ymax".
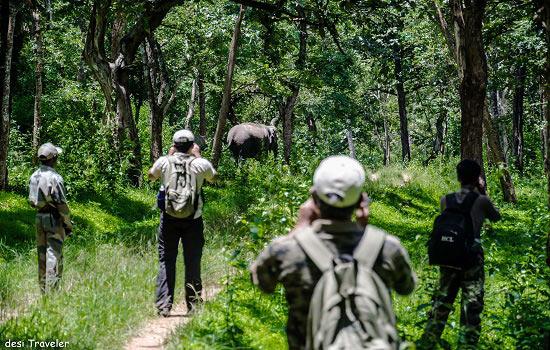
[{"xmin": 227, "ymin": 118, "xmax": 278, "ymax": 161}]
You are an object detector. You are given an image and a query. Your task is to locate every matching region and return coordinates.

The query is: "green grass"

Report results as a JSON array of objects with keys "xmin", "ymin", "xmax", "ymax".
[
  {"xmin": 166, "ymin": 161, "xmax": 550, "ymax": 350},
  {"xmin": 1, "ymin": 161, "xmax": 548, "ymax": 349},
  {"xmin": 0, "ymin": 187, "xmax": 229, "ymax": 349}
]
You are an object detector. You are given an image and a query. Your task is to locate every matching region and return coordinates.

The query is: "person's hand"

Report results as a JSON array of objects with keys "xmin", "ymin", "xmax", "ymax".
[
  {"xmin": 293, "ymin": 198, "xmax": 320, "ymax": 231},
  {"xmin": 189, "ymin": 143, "xmax": 201, "ymax": 158},
  {"xmin": 168, "ymin": 146, "xmax": 176, "ymax": 156},
  {"xmin": 355, "ymin": 193, "xmax": 370, "ymax": 228},
  {"xmin": 477, "ymin": 176, "xmax": 486, "ymax": 194}
]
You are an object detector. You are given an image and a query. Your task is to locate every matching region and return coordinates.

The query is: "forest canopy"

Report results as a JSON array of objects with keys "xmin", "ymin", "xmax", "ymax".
[{"xmin": 0, "ymin": 0, "xmax": 549, "ymax": 349}]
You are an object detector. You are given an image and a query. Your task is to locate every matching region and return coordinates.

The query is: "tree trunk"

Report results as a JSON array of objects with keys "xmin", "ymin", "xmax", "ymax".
[
  {"xmin": 543, "ymin": 1, "xmax": 550, "ymax": 209},
  {"xmin": 434, "ymin": 109, "xmax": 447, "ymax": 156},
  {"xmin": 382, "ymin": 116, "xmax": 391, "ymax": 166},
  {"xmin": 491, "ymin": 89, "xmax": 510, "ymax": 162},
  {"xmin": 0, "ymin": 4, "xmax": 15, "ymax": 190},
  {"xmin": 32, "ymin": 8, "xmax": 44, "ymax": 155},
  {"xmin": 83, "ymin": 0, "xmax": 179, "ymax": 185},
  {"xmin": 185, "ymin": 77, "xmax": 197, "ymax": 129},
  {"xmin": 346, "ymin": 129, "xmax": 356, "ymax": 159},
  {"xmin": 453, "ymin": 0, "xmax": 487, "ymax": 170},
  {"xmin": 279, "ymin": 6, "xmax": 307, "ymax": 166},
  {"xmin": 150, "ymin": 105, "xmax": 162, "ymax": 162},
  {"xmin": 512, "ymin": 64, "xmax": 526, "ymax": 172},
  {"xmin": 114, "ymin": 65, "xmax": 142, "ymax": 186},
  {"xmin": 211, "ymin": 5, "xmax": 245, "ymax": 168},
  {"xmin": 483, "ymin": 104, "xmax": 517, "ymax": 202},
  {"xmin": 394, "ymin": 50, "xmax": 411, "ymax": 162},
  {"xmin": 198, "ymin": 70, "xmax": 206, "ymax": 138}
]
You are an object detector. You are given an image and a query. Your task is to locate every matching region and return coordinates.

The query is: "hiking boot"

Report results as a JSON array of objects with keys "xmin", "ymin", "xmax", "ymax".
[{"xmin": 158, "ymin": 308, "xmax": 171, "ymax": 317}]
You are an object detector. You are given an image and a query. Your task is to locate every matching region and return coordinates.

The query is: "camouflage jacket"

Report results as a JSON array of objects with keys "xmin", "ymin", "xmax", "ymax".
[
  {"xmin": 250, "ymin": 219, "xmax": 417, "ymax": 350},
  {"xmin": 28, "ymin": 165, "xmax": 72, "ymax": 230}
]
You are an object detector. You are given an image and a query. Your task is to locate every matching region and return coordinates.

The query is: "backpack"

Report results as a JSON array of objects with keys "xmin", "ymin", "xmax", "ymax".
[
  {"xmin": 295, "ymin": 225, "xmax": 398, "ymax": 350},
  {"xmin": 428, "ymin": 191, "xmax": 479, "ymax": 269},
  {"xmin": 162, "ymin": 154, "xmax": 197, "ymax": 219}
]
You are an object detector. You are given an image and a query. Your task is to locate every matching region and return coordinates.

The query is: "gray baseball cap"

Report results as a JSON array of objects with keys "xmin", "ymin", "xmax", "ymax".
[
  {"xmin": 313, "ymin": 156, "xmax": 365, "ymax": 208},
  {"xmin": 173, "ymin": 129, "xmax": 195, "ymax": 144},
  {"xmin": 37, "ymin": 143, "xmax": 62, "ymax": 160}
]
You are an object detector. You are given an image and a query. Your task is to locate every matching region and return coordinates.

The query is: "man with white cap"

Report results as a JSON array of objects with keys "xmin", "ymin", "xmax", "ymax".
[
  {"xmin": 148, "ymin": 129, "xmax": 216, "ymax": 316},
  {"xmin": 28, "ymin": 142, "xmax": 72, "ymax": 293},
  {"xmin": 251, "ymin": 155, "xmax": 416, "ymax": 350}
]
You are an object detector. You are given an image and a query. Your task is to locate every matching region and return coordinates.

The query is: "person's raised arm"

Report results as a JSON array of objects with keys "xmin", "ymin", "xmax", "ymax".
[
  {"xmin": 482, "ymin": 196, "xmax": 501, "ymax": 222},
  {"xmin": 250, "ymin": 243, "xmax": 281, "ymax": 294}
]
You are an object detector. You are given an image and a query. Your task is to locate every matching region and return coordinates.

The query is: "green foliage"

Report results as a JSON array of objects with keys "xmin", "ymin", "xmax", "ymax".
[
  {"xmin": 166, "ymin": 161, "xmax": 549, "ymax": 350},
  {"xmin": 0, "ymin": 187, "xmax": 228, "ymax": 349}
]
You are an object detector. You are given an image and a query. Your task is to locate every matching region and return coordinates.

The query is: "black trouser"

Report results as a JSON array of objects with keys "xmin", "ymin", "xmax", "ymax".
[{"xmin": 155, "ymin": 213, "xmax": 204, "ymax": 311}]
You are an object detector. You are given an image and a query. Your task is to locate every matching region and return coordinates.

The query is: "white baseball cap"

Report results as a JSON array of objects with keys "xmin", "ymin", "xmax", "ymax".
[
  {"xmin": 37, "ymin": 143, "xmax": 62, "ymax": 160},
  {"xmin": 173, "ymin": 129, "xmax": 195, "ymax": 144},
  {"xmin": 313, "ymin": 156, "xmax": 365, "ymax": 208}
]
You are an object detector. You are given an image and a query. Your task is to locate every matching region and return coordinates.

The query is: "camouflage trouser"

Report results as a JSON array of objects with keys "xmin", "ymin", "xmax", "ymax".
[
  {"xmin": 36, "ymin": 213, "xmax": 65, "ymax": 293},
  {"xmin": 420, "ymin": 258, "xmax": 485, "ymax": 349}
]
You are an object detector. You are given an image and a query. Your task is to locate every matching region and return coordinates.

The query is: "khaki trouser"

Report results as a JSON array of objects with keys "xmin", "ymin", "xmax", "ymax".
[{"xmin": 36, "ymin": 213, "xmax": 65, "ymax": 293}]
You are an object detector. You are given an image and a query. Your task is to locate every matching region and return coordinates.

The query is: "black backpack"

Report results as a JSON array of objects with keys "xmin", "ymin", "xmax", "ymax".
[{"xmin": 428, "ymin": 191, "xmax": 479, "ymax": 269}]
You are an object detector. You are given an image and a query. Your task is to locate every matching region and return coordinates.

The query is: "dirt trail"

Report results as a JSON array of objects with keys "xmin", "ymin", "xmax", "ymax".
[{"xmin": 124, "ymin": 286, "xmax": 222, "ymax": 350}]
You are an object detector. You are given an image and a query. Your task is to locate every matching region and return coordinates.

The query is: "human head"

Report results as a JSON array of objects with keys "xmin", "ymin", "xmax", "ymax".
[
  {"xmin": 312, "ymin": 155, "xmax": 366, "ymax": 220},
  {"xmin": 37, "ymin": 143, "xmax": 62, "ymax": 167},
  {"xmin": 172, "ymin": 129, "xmax": 195, "ymax": 153},
  {"xmin": 457, "ymin": 159, "xmax": 481, "ymax": 186}
]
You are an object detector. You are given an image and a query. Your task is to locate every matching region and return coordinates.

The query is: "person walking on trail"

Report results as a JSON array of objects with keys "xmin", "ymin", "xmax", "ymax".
[
  {"xmin": 148, "ymin": 129, "xmax": 216, "ymax": 317},
  {"xmin": 28, "ymin": 143, "xmax": 73, "ymax": 293},
  {"xmin": 251, "ymin": 155, "xmax": 417, "ymax": 350},
  {"xmin": 420, "ymin": 159, "xmax": 501, "ymax": 349}
]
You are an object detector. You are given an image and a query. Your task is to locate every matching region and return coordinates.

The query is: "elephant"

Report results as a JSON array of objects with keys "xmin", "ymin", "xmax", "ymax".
[{"xmin": 226, "ymin": 118, "xmax": 278, "ymax": 161}]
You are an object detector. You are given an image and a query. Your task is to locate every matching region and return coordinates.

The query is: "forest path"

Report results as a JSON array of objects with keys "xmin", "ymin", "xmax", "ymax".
[{"xmin": 124, "ymin": 285, "xmax": 222, "ymax": 350}]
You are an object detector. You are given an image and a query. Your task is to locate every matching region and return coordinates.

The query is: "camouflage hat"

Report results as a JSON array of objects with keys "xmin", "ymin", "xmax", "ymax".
[
  {"xmin": 313, "ymin": 156, "xmax": 365, "ymax": 208},
  {"xmin": 37, "ymin": 143, "xmax": 62, "ymax": 160},
  {"xmin": 173, "ymin": 129, "xmax": 194, "ymax": 144}
]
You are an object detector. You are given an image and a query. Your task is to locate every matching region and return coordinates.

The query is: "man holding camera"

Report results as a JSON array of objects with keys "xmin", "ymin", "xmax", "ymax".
[
  {"xmin": 420, "ymin": 159, "xmax": 501, "ymax": 349},
  {"xmin": 28, "ymin": 142, "xmax": 73, "ymax": 293}
]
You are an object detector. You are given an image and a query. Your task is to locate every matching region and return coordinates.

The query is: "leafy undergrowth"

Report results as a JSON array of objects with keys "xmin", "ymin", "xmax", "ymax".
[
  {"xmin": 168, "ymin": 160, "xmax": 550, "ymax": 350},
  {"xmin": 0, "ymin": 187, "xmax": 229, "ymax": 349}
]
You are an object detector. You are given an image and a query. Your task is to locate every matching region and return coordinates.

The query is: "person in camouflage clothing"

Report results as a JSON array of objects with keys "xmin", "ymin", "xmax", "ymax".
[
  {"xmin": 419, "ymin": 160, "xmax": 501, "ymax": 349},
  {"xmin": 250, "ymin": 156, "xmax": 417, "ymax": 350},
  {"xmin": 28, "ymin": 143, "xmax": 72, "ymax": 293}
]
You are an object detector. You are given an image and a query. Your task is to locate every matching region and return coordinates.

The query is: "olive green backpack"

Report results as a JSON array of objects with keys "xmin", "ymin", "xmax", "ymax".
[
  {"xmin": 295, "ymin": 225, "xmax": 398, "ymax": 350},
  {"xmin": 162, "ymin": 154, "xmax": 197, "ymax": 219}
]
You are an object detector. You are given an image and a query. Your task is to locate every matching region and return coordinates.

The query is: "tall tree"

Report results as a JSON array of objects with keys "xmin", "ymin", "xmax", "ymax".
[
  {"xmin": 83, "ymin": 0, "xmax": 181, "ymax": 185},
  {"xmin": 433, "ymin": 0, "xmax": 517, "ymax": 202},
  {"xmin": 31, "ymin": 3, "xmax": 44, "ymax": 155},
  {"xmin": 211, "ymin": 4, "xmax": 245, "ymax": 168},
  {"xmin": 394, "ymin": 42, "xmax": 411, "ymax": 162},
  {"xmin": 280, "ymin": 4, "xmax": 307, "ymax": 166},
  {"xmin": 184, "ymin": 76, "xmax": 197, "ymax": 129},
  {"xmin": 451, "ymin": 0, "xmax": 487, "ymax": 166},
  {"xmin": 197, "ymin": 70, "xmax": 207, "ymax": 138},
  {"xmin": 511, "ymin": 64, "xmax": 526, "ymax": 172},
  {"xmin": 534, "ymin": 0, "xmax": 549, "ymax": 208},
  {"xmin": 0, "ymin": 1, "xmax": 17, "ymax": 190},
  {"xmin": 143, "ymin": 34, "xmax": 181, "ymax": 162}
]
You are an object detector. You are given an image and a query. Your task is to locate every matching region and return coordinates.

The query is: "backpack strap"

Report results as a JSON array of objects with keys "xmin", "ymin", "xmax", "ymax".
[
  {"xmin": 295, "ymin": 227, "xmax": 334, "ymax": 272},
  {"xmin": 446, "ymin": 191, "xmax": 479, "ymax": 214},
  {"xmin": 459, "ymin": 191, "xmax": 479, "ymax": 213},
  {"xmin": 353, "ymin": 225, "xmax": 386, "ymax": 270}
]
